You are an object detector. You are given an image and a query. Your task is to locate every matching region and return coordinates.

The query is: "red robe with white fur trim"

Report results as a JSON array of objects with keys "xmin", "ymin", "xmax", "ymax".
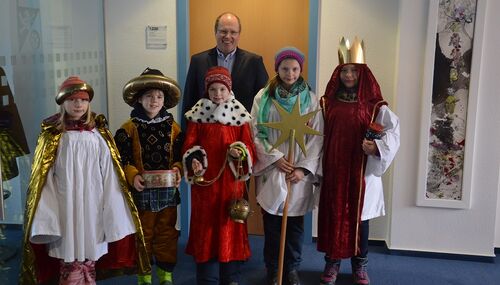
[{"xmin": 182, "ymin": 96, "xmax": 255, "ymax": 263}]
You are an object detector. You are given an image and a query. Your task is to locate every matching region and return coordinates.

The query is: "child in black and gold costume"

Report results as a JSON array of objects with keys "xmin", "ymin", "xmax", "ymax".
[{"xmin": 114, "ymin": 68, "xmax": 183, "ymax": 285}]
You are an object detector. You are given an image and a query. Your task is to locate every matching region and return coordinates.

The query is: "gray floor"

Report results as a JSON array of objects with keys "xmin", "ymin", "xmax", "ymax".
[{"xmin": 2, "ymin": 226, "xmax": 500, "ymax": 284}]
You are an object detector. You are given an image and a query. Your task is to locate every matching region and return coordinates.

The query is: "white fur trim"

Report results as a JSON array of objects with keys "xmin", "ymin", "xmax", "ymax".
[
  {"xmin": 182, "ymin": 146, "xmax": 208, "ymax": 184},
  {"xmin": 184, "ymin": 93, "xmax": 252, "ymax": 126}
]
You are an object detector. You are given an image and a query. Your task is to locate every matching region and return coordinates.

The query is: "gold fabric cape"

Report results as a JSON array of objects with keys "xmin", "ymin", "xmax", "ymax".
[{"xmin": 19, "ymin": 114, "xmax": 151, "ymax": 285}]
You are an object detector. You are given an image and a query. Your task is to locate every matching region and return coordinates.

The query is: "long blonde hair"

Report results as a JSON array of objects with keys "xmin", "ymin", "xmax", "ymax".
[{"xmin": 56, "ymin": 103, "xmax": 95, "ymax": 131}]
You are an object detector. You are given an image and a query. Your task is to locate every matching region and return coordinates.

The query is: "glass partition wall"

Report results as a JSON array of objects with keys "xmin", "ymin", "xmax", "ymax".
[{"xmin": 0, "ymin": 0, "xmax": 107, "ymax": 224}]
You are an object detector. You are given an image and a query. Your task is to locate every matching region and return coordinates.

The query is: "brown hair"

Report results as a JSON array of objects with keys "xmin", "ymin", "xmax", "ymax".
[{"xmin": 266, "ymin": 74, "xmax": 281, "ymax": 97}]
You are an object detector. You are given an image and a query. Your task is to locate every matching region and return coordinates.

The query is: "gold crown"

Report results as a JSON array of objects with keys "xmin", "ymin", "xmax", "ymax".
[{"xmin": 338, "ymin": 36, "xmax": 365, "ymax": 64}]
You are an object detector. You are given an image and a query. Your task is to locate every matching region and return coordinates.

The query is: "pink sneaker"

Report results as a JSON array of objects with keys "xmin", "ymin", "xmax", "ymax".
[
  {"xmin": 351, "ymin": 257, "xmax": 370, "ymax": 285},
  {"xmin": 353, "ymin": 268, "xmax": 370, "ymax": 285},
  {"xmin": 59, "ymin": 260, "xmax": 96, "ymax": 285},
  {"xmin": 320, "ymin": 259, "xmax": 340, "ymax": 285}
]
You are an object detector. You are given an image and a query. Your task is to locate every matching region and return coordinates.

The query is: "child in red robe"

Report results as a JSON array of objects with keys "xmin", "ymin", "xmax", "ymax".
[{"xmin": 182, "ymin": 66, "xmax": 255, "ymax": 284}]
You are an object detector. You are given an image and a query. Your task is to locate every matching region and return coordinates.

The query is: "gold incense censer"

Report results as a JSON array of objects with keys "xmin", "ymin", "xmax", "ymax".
[{"xmin": 228, "ymin": 198, "xmax": 250, "ymax": 223}]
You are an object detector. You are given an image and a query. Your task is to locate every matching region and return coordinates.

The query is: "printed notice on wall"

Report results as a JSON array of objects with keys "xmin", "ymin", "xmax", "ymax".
[{"xmin": 146, "ymin": 25, "xmax": 167, "ymax": 49}]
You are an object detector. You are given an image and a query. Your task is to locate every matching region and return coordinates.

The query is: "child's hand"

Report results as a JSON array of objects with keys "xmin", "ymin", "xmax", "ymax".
[
  {"xmin": 191, "ymin": 159, "xmax": 203, "ymax": 176},
  {"xmin": 134, "ymin": 174, "xmax": 145, "ymax": 191},
  {"xmin": 229, "ymin": 147, "xmax": 242, "ymax": 159},
  {"xmin": 286, "ymin": 168, "xmax": 305, "ymax": 184},
  {"xmin": 273, "ymin": 157, "xmax": 294, "ymax": 174},
  {"xmin": 362, "ymin": 139, "xmax": 379, "ymax": 156},
  {"xmin": 173, "ymin": 166, "xmax": 181, "ymax": 188}
]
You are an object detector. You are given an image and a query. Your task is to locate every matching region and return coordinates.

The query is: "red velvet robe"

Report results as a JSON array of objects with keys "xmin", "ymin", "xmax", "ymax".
[
  {"xmin": 317, "ymin": 64, "xmax": 385, "ymax": 258},
  {"xmin": 183, "ymin": 121, "xmax": 255, "ymax": 263}
]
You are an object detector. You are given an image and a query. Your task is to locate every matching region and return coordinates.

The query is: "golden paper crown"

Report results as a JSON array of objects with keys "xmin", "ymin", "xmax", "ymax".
[{"xmin": 338, "ymin": 36, "xmax": 365, "ymax": 64}]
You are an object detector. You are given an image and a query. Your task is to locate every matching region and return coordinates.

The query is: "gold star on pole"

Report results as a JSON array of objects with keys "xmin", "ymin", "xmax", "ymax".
[{"xmin": 259, "ymin": 98, "xmax": 321, "ymax": 156}]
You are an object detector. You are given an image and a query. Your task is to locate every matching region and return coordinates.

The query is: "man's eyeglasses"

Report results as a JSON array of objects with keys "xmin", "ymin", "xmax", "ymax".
[{"xmin": 217, "ymin": 30, "xmax": 239, "ymax": 36}]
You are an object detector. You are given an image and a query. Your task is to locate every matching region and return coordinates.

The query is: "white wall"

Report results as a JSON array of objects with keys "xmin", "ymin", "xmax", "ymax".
[
  {"xmin": 389, "ymin": 0, "xmax": 500, "ymax": 256},
  {"xmin": 104, "ymin": 0, "xmax": 178, "ymax": 132},
  {"xmin": 483, "ymin": 1, "xmax": 500, "ymax": 248},
  {"xmin": 317, "ymin": 0, "xmax": 400, "ymax": 241},
  {"xmin": 318, "ymin": 0, "xmax": 500, "ymax": 256}
]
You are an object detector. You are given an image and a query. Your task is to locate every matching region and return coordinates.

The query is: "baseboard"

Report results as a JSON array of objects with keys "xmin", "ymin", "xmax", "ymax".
[
  {"xmin": 378, "ymin": 239, "xmax": 496, "ymax": 263},
  {"xmin": 336, "ymin": 238, "xmax": 496, "ymax": 263},
  {"xmin": 312, "ymin": 238, "xmax": 388, "ymax": 247},
  {"xmin": 388, "ymin": 248, "xmax": 495, "ymax": 263},
  {"xmin": 368, "ymin": 239, "xmax": 386, "ymax": 247}
]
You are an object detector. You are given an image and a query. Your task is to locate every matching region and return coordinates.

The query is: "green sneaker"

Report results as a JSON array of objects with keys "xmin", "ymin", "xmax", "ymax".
[
  {"xmin": 157, "ymin": 267, "xmax": 173, "ymax": 285},
  {"xmin": 138, "ymin": 274, "xmax": 152, "ymax": 285}
]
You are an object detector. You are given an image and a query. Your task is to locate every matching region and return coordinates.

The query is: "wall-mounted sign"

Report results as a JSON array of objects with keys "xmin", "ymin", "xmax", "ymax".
[{"xmin": 146, "ymin": 25, "xmax": 167, "ymax": 49}]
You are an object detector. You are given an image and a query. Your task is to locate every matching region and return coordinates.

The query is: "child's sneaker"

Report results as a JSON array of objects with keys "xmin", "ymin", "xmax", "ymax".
[
  {"xmin": 320, "ymin": 259, "xmax": 341, "ymax": 285},
  {"xmin": 351, "ymin": 257, "xmax": 370, "ymax": 285},
  {"xmin": 138, "ymin": 274, "xmax": 152, "ymax": 285},
  {"xmin": 157, "ymin": 267, "xmax": 173, "ymax": 285}
]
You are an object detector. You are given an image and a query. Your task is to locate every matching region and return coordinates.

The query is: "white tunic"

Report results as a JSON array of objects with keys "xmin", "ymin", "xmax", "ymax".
[
  {"xmin": 251, "ymin": 89, "xmax": 324, "ymax": 216},
  {"xmin": 362, "ymin": 105, "xmax": 400, "ymax": 220},
  {"xmin": 29, "ymin": 129, "xmax": 136, "ymax": 262}
]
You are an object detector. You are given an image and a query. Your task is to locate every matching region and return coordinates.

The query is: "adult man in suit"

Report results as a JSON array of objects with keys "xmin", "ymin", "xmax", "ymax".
[{"xmin": 182, "ymin": 12, "xmax": 269, "ymax": 116}]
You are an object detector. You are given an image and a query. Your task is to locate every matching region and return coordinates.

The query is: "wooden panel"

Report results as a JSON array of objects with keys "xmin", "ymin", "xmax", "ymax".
[
  {"xmin": 189, "ymin": 0, "xmax": 309, "ymax": 80},
  {"xmin": 189, "ymin": 0, "xmax": 309, "ymax": 235}
]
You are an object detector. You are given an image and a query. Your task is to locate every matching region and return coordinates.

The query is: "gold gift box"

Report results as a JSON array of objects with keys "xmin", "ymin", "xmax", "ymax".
[{"xmin": 142, "ymin": 170, "xmax": 176, "ymax": 188}]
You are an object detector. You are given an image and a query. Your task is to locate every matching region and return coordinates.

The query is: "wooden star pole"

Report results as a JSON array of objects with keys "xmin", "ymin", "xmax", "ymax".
[{"xmin": 259, "ymin": 98, "xmax": 321, "ymax": 285}]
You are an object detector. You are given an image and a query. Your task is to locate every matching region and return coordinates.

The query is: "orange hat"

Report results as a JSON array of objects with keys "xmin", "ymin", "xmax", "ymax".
[{"xmin": 56, "ymin": 76, "xmax": 94, "ymax": 105}]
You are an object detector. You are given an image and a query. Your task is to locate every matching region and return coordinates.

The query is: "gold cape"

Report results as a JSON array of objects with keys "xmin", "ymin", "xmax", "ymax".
[{"xmin": 19, "ymin": 114, "xmax": 151, "ymax": 285}]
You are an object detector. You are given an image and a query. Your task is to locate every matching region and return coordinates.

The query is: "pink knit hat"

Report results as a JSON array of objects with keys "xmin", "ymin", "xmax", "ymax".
[{"xmin": 274, "ymin": 46, "xmax": 305, "ymax": 71}]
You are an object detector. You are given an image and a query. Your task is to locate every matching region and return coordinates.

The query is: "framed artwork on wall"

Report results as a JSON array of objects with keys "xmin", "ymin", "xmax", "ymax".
[{"xmin": 417, "ymin": 0, "xmax": 487, "ymax": 209}]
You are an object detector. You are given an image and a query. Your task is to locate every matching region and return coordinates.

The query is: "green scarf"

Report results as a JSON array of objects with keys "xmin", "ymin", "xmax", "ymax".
[{"xmin": 257, "ymin": 77, "xmax": 311, "ymax": 142}]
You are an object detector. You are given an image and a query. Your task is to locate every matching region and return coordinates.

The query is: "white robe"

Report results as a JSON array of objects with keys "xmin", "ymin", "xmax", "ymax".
[
  {"xmin": 251, "ymin": 89, "xmax": 324, "ymax": 217},
  {"xmin": 29, "ymin": 129, "xmax": 136, "ymax": 262},
  {"xmin": 362, "ymin": 105, "xmax": 400, "ymax": 220}
]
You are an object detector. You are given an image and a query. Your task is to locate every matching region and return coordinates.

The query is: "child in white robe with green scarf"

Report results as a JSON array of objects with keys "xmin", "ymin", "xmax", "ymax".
[{"xmin": 250, "ymin": 47, "xmax": 323, "ymax": 285}]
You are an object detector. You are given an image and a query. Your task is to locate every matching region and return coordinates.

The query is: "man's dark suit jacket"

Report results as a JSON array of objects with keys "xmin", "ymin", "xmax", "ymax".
[{"xmin": 182, "ymin": 47, "xmax": 269, "ymax": 116}]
